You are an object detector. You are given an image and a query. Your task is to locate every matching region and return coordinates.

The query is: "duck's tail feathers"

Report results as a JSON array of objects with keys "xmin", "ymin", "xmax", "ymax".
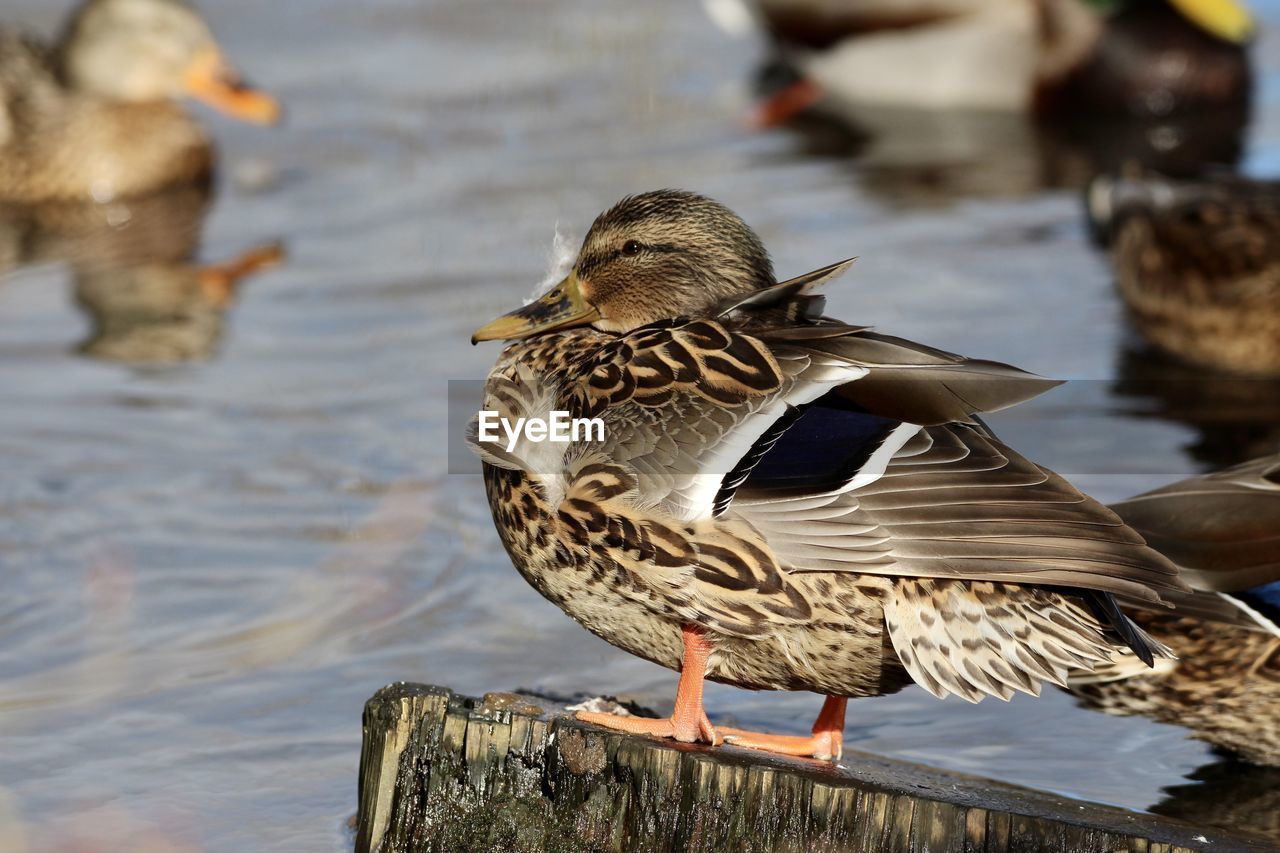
[{"xmin": 1085, "ymin": 590, "xmax": 1172, "ymax": 668}]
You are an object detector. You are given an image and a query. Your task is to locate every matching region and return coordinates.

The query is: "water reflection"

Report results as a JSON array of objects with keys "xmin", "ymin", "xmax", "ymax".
[
  {"xmin": 761, "ymin": 97, "xmax": 1246, "ymax": 206},
  {"xmin": 1111, "ymin": 343, "xmax": 1280, "ymax": 469},
  {"xmin": 1153, "ymin": 756, "xmax": 1280, "ymax": 844},
  {"xmin": 0, "ymin": 188, "xmax": 282, "ymax": 362}
]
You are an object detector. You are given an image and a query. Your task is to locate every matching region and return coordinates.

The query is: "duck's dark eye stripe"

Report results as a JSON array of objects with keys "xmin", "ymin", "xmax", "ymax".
[
  {"xmin": 578, "ymin": 243, "xmax": 684, "ymax": 275},
  {"xmin": 611, "ymin": 243, "xmax": 681, "ymax": 261}
]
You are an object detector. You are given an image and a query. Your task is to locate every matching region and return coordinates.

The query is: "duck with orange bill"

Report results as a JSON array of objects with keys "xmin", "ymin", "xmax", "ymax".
[{"xmin": 0, "ymin": 0, "xmax": 280, "ymax": 203}]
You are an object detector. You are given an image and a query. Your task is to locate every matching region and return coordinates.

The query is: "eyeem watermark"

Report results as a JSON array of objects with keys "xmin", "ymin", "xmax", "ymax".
[{"xmin": 476, "ymin": 410, "xmax": 605, "ymax": 452}]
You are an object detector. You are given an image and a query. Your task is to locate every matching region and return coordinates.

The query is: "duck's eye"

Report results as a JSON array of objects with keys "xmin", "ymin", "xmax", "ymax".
[{"xmin": 621, "ymin": 240, "xmax": 643, "ymax": 257}]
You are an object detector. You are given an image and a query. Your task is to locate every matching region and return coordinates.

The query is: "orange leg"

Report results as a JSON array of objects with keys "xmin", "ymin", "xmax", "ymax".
[
  {"xmin": 719, "ymin": 695, "xmax": 847, "ymax": 760},
  {"xmin": 576, "ymin": 624, "xmax": 720, "ymax": 745},
  {"xmin": 198, "ymin": 241, "xmax": 285, "ymax": 308}
]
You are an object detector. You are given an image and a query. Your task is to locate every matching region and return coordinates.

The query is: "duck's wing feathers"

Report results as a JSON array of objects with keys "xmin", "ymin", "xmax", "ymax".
[
  {"xmin": 1109, "ymin": 453, "xmax": 1280, "ymax": 635},
  {"xmin": 550, "ymin": 310, "xmax": 1183, "ymax": 607},
  {"xmin": 1110, "ymin": 452, "xmax": 1280, "ymax": 591},
  {"xmin": 735, "ymin": 419, "xmax": 1183, "ymax": 604}
]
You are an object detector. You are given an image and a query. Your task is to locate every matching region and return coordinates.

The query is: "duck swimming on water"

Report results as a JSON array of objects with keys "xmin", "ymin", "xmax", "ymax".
[{"xmin": 0, "ymin": 0, "xmax": 279, "ymax": 203}]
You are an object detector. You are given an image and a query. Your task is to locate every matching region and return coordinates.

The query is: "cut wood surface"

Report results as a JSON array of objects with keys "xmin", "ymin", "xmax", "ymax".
[{"xmin": 356, "ymin": 683, "xmax": 1270, "ymax": 853}]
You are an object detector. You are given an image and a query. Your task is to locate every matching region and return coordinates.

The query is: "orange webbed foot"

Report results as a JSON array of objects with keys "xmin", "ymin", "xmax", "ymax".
[
  {"xmin": 717, "ymin": 726, "xmax": 842, "ymax": 760},
  {"xmin": 720, "ymin": 695, "xmax": 847, "ymax": 761},
  {"xmin": 575, "ymin": 708, "xmax": 720, "ymax": 746}
]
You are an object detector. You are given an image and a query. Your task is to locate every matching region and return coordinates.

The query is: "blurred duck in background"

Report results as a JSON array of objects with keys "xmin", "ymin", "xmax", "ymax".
[
  {"xmin": 1072, "ymin": 454, "xmax": 1280, "ymax": 767},
  {"xmin": 1088, "ymin": 169, "xmax": 1280, "ymax": 378},
  {"xmin": 756, "ymin": 0, "xmax": 1251, "ymax": 116},
  {"xmin": 0, "ymin": 0, "xmax": 279, "ymax": 203},
  {"xmin": 751, "ymin": 0, "xmax": 1254, "ymax": 199},
  {"xmin": 0, "ymin": 188, "xmax": 283, "ymax": 362}
]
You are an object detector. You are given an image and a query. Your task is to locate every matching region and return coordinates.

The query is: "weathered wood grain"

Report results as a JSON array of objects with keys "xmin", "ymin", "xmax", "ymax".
[{"xmin": 356, "ymin": 683, "xmax": 1270, "ymax": 853}]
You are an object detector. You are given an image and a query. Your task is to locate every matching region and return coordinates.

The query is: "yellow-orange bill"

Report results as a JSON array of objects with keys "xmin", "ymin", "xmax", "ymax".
[
  {"xmin": 471, "ymin": 272, "xmax": 599, "ymax": 344},
  {"xmin": 183, "ymin": 47, "xmax": 281, "ymax": 125},
  {"xmin": 1169, "ymin": 0, "xmax": 1254, "ymax": 43}
]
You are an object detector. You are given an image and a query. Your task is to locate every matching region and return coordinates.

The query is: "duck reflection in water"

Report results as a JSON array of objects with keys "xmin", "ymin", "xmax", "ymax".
[
  {"xmin": 749, "ymin": 0, "xmax": 1252, "ymax": 203},
  {"xmin": 1111, "ymin": 343, "xmax": 1280, "ymax": 470},
  {"xmin": 1151, "ymin": 757, "xmax": 1280, "ymax": 844},
  {"xmin": 0, "ymin": 186, "xmax": 284, "ymax": 363}
]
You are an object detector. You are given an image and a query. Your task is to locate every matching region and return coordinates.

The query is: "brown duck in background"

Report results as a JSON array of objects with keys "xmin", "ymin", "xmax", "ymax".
[
  {"xmin": 0, "ymin": 0, "xmax": 279, "ymax": 204},
  {"xmin": 1073, "ymin": 454, "xmax": 1280, "ymax": 766},
  {"xmin": 1089, "ymin": 169, "xmax": 1280, "ymax": 377},
  {"xmin": 469, "ymin": 190, "xmax": 1187, "ymax": 760}
]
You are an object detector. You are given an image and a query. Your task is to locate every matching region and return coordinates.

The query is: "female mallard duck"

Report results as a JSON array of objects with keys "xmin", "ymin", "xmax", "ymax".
[
  {"xmin": 0, "ymin": 0, "xmax": 278, "ymax": 203},
  {"xmin": 1088, "ymin": 169, "xmax": 1280, "ymax": 377},
  {"xmin": 754, "ymin": 0, "xmax": 1251, "ymax": 120},
  {"xmin": 469, "ymin": 190, "xmax": 1187, "ymax": 759},
  {"xmin": 1072, "ymin": 453, "xmax": 1280, "ymax": 766}
]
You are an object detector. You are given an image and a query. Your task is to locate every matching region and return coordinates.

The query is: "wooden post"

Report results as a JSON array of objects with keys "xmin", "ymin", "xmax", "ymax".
[{"xmin": 356, "ymin": 683, "xmax": 1268, "ymax": 852}]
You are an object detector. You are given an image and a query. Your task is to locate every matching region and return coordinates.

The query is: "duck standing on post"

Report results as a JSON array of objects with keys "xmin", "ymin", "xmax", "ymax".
[
  {"xmin": 0, "ymin": 0, "xmax": 279, "ymax": 204},
  {"xmin": 470, "ymin": 190, "xmax": 1187, "ymax": 759}
]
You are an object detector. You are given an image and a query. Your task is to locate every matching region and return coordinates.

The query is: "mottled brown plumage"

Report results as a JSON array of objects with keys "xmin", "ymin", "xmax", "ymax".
[
  {"xmin": 0, "ymin": 0, "xmax": 277, "ymax": 203},
  {"xmin": 471, "ymin": 190, "xmax": 1185, "ymax": 758},
  {"xmin": 1090, "ymin": 169, "xmax": 1280, "ymax": 377}
]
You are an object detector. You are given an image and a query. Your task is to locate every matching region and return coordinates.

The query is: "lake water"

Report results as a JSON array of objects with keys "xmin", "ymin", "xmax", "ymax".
[{"xmin": 2, "ymin": 0, "xmax": 1279, "ymax": 849}]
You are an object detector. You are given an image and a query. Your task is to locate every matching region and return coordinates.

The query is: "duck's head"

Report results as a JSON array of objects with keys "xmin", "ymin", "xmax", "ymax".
[
  {"xmin": 473, "ymin": 190, "xmax": 775, "ymax": 343},
  {"xmin": 58, "ymin": 0, "xmax": 279, "ymax": 124}
]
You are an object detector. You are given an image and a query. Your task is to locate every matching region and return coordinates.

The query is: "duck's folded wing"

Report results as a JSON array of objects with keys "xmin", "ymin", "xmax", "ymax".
[
  {"xmin": 1108, "ymin": 453, "xmax": 1280, "ymax": 634},
  {"xmin": 1109, "ymin": 453, "xmax": 1280, "ymax": 591},
  {"xmin": 569, "ymin": 320, "xmax": 1060, "ymax": 519},
  {"xmin": 567, "ymin": 319, "xmax": 1181, "ymax": 605},
  {"xmin": 734, "ymin": 421, "xmax": 1185, "ymax": 604}
]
